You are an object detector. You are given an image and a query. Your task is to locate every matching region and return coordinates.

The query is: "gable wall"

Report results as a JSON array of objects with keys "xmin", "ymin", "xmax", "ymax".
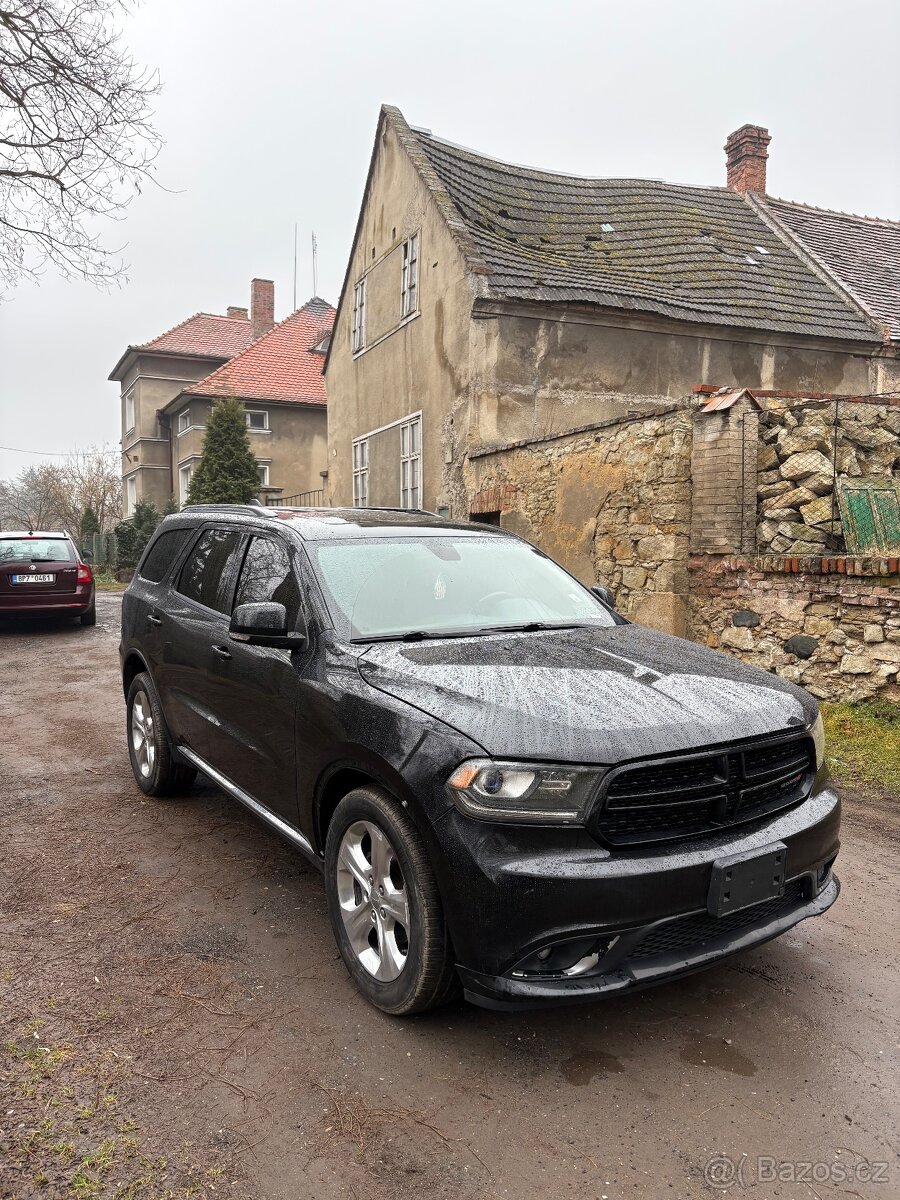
[{"xmin": 325, "ymin": 120, "xmax": 477, "ymax": 511}]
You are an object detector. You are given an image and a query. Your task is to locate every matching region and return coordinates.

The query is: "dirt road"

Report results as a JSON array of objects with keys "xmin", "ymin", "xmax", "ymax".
[{"xmin": 1, "ymin": 594, "xmax": 897, "ymax": 1199}]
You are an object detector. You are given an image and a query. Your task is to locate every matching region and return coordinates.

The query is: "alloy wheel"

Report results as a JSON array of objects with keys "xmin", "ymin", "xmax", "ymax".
[
  {"xmin": 336, "ymin": 820, "xmax": 410, "ymax": 981},
  {"xmin": 131, "ymin": 690, "xmax": 157, "ymax": 779}
]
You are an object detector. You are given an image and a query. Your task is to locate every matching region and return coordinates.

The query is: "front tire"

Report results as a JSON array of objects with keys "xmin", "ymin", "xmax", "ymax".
[
  {"xmin": 325, "ymin": 786, "xmax": 458, "ymax": 1015},
  {"xmin": 126, "ymin": 672, "xmax": 196, "ymax": 797}
]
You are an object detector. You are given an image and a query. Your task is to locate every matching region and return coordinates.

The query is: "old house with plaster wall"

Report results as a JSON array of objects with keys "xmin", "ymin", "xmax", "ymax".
[
  {"xmin": 111, "ymin": 282, "xmax": 334, "ymax": 512},
  {"xmin": 325, "ymin": 107, "xmax": 899, "ymax": 700}
]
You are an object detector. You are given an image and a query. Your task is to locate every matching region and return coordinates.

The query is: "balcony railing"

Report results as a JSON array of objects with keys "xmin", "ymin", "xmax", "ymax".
[{"xmin": 265, "ymin": 489, "xmax": 326, "ymax": 508}]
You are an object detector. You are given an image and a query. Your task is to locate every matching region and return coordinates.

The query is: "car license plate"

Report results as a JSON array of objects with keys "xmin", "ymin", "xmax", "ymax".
[
  {"xmin": 12, "ymin": 573, "xmax": 55, "ymax": 583},
  {"xmin": 707, "ymin": 842, "xmax": 787, "ymax": 917}
]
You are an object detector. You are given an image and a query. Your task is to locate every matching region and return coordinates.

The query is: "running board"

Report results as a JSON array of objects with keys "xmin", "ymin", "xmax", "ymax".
[{"xmin": 179, "ymin": 746, "xmax": 320, "ymax": 868}]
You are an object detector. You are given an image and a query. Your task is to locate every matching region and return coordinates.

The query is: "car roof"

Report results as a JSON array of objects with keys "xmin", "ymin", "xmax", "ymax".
[
  {"xmin": 0, "ymin": 530, "xmax": 71, "ymax": 539},
  {"xmin": 175, "ymin": 505, "xmax": 514, "ymax": 542}
]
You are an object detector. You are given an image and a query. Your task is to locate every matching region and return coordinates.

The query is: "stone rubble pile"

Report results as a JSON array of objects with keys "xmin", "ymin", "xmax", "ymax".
[{"xmin": 756, "ymin": 401, "xmax": 900, "ymax": 554}]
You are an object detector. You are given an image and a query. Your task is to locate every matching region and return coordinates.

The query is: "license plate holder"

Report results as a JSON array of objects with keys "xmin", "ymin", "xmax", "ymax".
[
  {"xmin": 707, "ymin": 842, "xmax": 787, "ymax": 917},
  {"xmin": 11, "ymin": 573, "xmax": 55, "ymax": 584}
]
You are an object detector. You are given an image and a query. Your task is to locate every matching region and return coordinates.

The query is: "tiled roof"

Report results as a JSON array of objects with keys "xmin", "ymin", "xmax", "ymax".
[
  {"xmin": 760, "ymin": 198, "xmax": 900, "ymax": 340},
  {"xmin": 409, "ymin": 128, "xmax": 879, "ymax": 343},
  {"xmin": 139, "ymin": 312, "xmax": 254, "ymax": 358},
  {"xmin": 182, "ymin": 298, "xmax": 335, "ymax": 405}
]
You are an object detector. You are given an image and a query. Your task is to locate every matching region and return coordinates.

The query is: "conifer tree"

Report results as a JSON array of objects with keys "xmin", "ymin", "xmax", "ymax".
[{"xmin": 186, "ymin": 398, "xmax": 260, "ymax": 506}]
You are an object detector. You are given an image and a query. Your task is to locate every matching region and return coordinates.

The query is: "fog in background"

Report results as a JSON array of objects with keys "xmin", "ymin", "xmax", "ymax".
[{"xmin": 1, "ymin": 0, "xmax": 898, "ymax": 480}]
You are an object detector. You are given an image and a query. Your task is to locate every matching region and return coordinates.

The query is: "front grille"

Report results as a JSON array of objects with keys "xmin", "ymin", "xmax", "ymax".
[
  {"xmin": 628, "ymin": 879, "xmax": 807, "ymax": 962},
  {"xmin": 595, "ymin": 734, "xmax": 814, "ymax": 848}
]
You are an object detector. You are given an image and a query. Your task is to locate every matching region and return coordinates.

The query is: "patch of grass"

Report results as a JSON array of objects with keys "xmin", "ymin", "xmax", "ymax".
[
  {"xmin": 94, "ymin": 571, "xmax": 127, "ymax": 592},
  {"xmin": 823, "ymin": 699, "xmax": 900, "ymax": 795}
]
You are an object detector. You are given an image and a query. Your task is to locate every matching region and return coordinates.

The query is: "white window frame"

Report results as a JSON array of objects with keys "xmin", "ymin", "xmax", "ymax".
[
  {"xmin": 246, "ymin": 410, "xmax": 269, "ymax": 432},
  {"xmin": 352, "ymin": 438, "xmax": 369, "ymax": 508},
  {"xmin": 177, "ymin": 408, "xmax": 191, "ymax": 434},
  {"xmin": 125, "ymin": 474, "xmax": 137, "ymax": 516},
  {"xmin": 399, "ymin": 416, "xmax": 421, "ymax": 510},
  {"xmin": 400, "ymin": 233, "xmax": 419, "ymax": 318},
  {"xmin": 124, "ymin": 388, "xmax": 135, "ymax": 434},
  {"xmin": 351, "ymin": 277, "xmax": 366, "ymax": 353},
  {"xmin": 178, "ymin": 463, "xmax": 194, "ymax": 506},
  {"xmin": 257, "ymin": 463, "xmax": 270, "ymax": 487}
]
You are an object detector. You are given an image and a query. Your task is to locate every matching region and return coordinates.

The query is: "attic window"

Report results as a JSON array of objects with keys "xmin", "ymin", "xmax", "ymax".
[
  {"xmin": 311, "ymin": 333, "xmax": 331, "ymax": 354},
  {"xmin": 600, "ymin": 222, "xmax": 615, "ymax": 233},
  {"xmin": 351, "ymin": 278, "xmax": 366, "ymax": 352},
  {"xmin": 745, "ymin": 255, "xmax": 759, "ymax": 265},
  {"xmin": 754, "ymin": 245, "xmax": 770, "ymax": 255},
  {"xmin": 401, "ymin": 233, "xmax": 419, "ymax": 318}
]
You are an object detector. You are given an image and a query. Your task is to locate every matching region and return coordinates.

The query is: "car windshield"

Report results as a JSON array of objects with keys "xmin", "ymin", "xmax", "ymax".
[
  {"xmin": 0, "ymin": 537, "xmax": 75, "ymax": 563},
  {"xmin": 309, "ymin": 535, "xmax": 616, "ymax": 640}
]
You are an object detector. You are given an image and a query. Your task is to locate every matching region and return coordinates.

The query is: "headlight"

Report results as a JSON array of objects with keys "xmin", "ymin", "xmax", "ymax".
[
  {"xmin": 446, "ymin": 759, "xmax": 605, "ymax": 824},
  {"xmin": 810, "ymin": 711, "xmax": 825, "ymax": 769}
]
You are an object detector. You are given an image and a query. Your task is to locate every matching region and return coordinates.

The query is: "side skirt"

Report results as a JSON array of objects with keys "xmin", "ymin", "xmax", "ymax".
[{"xmin": 178, "ymin": 746, "xmax": 322, "ymax": 872}]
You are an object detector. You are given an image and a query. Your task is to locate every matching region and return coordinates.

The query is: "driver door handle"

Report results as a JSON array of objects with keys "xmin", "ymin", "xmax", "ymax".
[
  {"xmin": 212, "ymin": 644, "xmax": 232, "ymax": 660},
  {"xmin": 147, "ymin": 614, "xmax": 162, "ymax": 627}
]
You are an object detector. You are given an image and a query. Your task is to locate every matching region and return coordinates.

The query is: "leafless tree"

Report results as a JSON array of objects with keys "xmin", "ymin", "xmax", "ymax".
[
  {"xmin": 0, "ymin": 462, "xmax": 65, "ymax": 528},
  {"xmin": 0, "ymin": 445, "xmax": 121, "ymax": 530},
  {"xmin": 0, "ymin": 0, "xmax": 161, "ymax": 287}
]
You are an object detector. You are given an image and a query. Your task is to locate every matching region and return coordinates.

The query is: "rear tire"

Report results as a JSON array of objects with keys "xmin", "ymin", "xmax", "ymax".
[
  {"xmin": 80, "ymin": 601, "xmax": 97, "ymax": 627},
  {"xmin": 126, "ymin": 671, "xmax": 196, "ymax": 797},
  {"xmin": 325, "ymin": 785, "xmax": 459, "ymax": 1015}
]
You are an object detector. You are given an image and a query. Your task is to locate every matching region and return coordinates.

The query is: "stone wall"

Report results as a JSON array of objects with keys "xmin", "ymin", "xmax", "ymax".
[
  {"xmin": 464, "ymin": 402, "xmax": 694, "ymax": 635},
  {"xmin": 756, "ymin": 395, "xmax": 900, "ymax": 555},
  {"xmin": 690, "ymin": 555, "xmax": 900, "ymax": 702}
]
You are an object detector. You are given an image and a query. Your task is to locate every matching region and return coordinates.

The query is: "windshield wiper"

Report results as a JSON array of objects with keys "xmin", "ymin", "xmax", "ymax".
[
  {"xmin": 477, "ymin": 621, "xmax": 591, "ymax": 634},
  {"xmin": 351, "ymin": 628, "xmax": 494, "ymax": 644}
]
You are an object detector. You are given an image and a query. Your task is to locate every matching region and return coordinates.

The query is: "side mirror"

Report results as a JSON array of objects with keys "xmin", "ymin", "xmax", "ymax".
[
  {"xmin": 229, "ymin": 601, "xmax": 308, "ymax": 650},
  {"xmin": 591, "ymin": 584, "xmax": 616, "ymax": 610}
]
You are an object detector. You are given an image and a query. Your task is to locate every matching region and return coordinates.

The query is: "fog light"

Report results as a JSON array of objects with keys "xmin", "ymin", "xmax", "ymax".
[{"xmin": 513, "ymin": 937, "xmax": 608, "ymax": 977}]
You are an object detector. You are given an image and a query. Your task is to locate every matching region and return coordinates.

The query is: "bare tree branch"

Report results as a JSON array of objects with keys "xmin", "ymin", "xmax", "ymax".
[
  {"xmin": 0, "ymin": 446, "xmax": 121, "ymax": 530},
  {"xmin": 0, "ymin": 0, "xmax": 160, "ymax": 289}
]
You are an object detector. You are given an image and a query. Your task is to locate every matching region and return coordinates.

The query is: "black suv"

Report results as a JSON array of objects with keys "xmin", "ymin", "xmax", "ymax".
[{"xmin": 120, "ymin": 505, "xmax": 840, "ymax": 1014}]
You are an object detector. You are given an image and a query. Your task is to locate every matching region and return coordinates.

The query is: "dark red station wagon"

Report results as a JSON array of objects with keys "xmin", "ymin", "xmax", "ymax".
[{"xmin": 0, "ymin": 531, "xmax": 96, "ymax": 625}]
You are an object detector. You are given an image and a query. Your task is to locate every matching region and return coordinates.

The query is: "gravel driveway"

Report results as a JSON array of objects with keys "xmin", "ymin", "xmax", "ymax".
[{"xmin": 1, "ymin": 593, "xmax": 897, "ymax": 1199}]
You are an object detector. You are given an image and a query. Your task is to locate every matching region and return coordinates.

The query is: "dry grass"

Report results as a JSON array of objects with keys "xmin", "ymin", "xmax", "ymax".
[{"xmin": 823, "ymin": 699, "xmax": 900, "ymax": 796}]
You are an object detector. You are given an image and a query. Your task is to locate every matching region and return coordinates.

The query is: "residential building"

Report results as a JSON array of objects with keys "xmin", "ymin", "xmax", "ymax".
[
  {"xmin": 111, "ymin": 281, "xmax": 334, "ymax": 512},
  {"xmin": 324, "ymin": 105, "xmax": 898, "ymax": 637}
]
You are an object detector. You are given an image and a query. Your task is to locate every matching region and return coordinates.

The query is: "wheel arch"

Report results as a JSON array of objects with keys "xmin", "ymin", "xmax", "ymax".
[
  {"xmin": 122, "ymin": 649, "xmax": 151, "ymax": 698},
  {"xmin": 313, "ymin": 756, "xmax": 421, "ymax": 857}
]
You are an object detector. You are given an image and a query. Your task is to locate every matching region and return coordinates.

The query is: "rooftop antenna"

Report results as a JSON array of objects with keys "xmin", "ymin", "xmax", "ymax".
[
  {"xmin": 311, "ymin": 230, "xmax": 318, "ymax": 298},
  {"xmin": 292, "ymin": 223, "xmax": 298, "ymax": 311}
]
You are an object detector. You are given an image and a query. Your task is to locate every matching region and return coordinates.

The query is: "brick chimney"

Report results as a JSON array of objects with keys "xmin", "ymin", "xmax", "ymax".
[
  {"xmin": 724, "ymin": 124, "xmax": 771, "ymax": 194},
  {"xmin": 250, "ymin": 278, "xmax": 275, "ymax": 339},
  {"xmin": 227, "ymin": 305, "xmax": 248, "ymax": 319}
]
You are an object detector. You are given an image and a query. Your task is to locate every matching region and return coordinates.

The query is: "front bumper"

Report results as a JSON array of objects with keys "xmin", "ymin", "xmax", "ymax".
[{"xmin": 428, "ymin": 784, "xmax": 841, "ymax": 1010}]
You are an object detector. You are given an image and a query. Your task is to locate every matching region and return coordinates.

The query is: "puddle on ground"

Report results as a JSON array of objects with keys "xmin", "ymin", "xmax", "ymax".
[
  {"xmin": 560, "ymin": 1050, "xmax": 625, "ymax": 1086},
  {"xmin": 679, "ymin": 1035, "xmax": 756, "ymax": 1076}
]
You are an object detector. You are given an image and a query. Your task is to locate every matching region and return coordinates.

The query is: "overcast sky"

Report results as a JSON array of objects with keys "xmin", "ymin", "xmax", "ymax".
[{"xmin": 1, "ymin": 0, "xmax": 898, "ymax": 480}]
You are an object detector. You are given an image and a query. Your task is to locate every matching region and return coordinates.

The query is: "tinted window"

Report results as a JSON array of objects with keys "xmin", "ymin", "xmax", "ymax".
[
  {"xmin": 177, "ymin": 529, "xmax": 242, "ymax": 613},
  {"xmin": 0, "ymin": 537, "xmax": 75, "ymax": 563},
  {"xmin": 234, "ymin": 537, "xmax": 301, "ymax": 629},
  {"xmin": 139, "ymin": 529, "xmax": 190, "ymax": 583}
]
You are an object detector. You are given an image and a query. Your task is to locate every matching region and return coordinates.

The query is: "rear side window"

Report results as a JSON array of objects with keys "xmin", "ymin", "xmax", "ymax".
[
  {"xmin": 176, "ymin": 529, "xmax": 243, "ymax": 613},
  {"xmin": 234, "ymin": 537, "xmax": 302, "ymax": 629},
  {"xmin": 139, "ymin": 529, "xmax": 190, "ymax": 583},
  {"xmin": 0, "ymin": 537, "xmax": 75, "ymax": 563}
]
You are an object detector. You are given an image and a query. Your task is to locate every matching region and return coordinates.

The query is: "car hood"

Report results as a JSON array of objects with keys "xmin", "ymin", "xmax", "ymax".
[{"xmin": 356, "ymin": 624, "xmax": 817, "ymax": 764}]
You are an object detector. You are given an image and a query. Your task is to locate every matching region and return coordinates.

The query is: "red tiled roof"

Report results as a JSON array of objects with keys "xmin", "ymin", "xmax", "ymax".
[
  {"xmin": 140, "ymin": 312, "xmax": 254, "ymax": 358},
  {"xmin": 183, "ymin": 298, "xmax": 335, "ymax": 405}
]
